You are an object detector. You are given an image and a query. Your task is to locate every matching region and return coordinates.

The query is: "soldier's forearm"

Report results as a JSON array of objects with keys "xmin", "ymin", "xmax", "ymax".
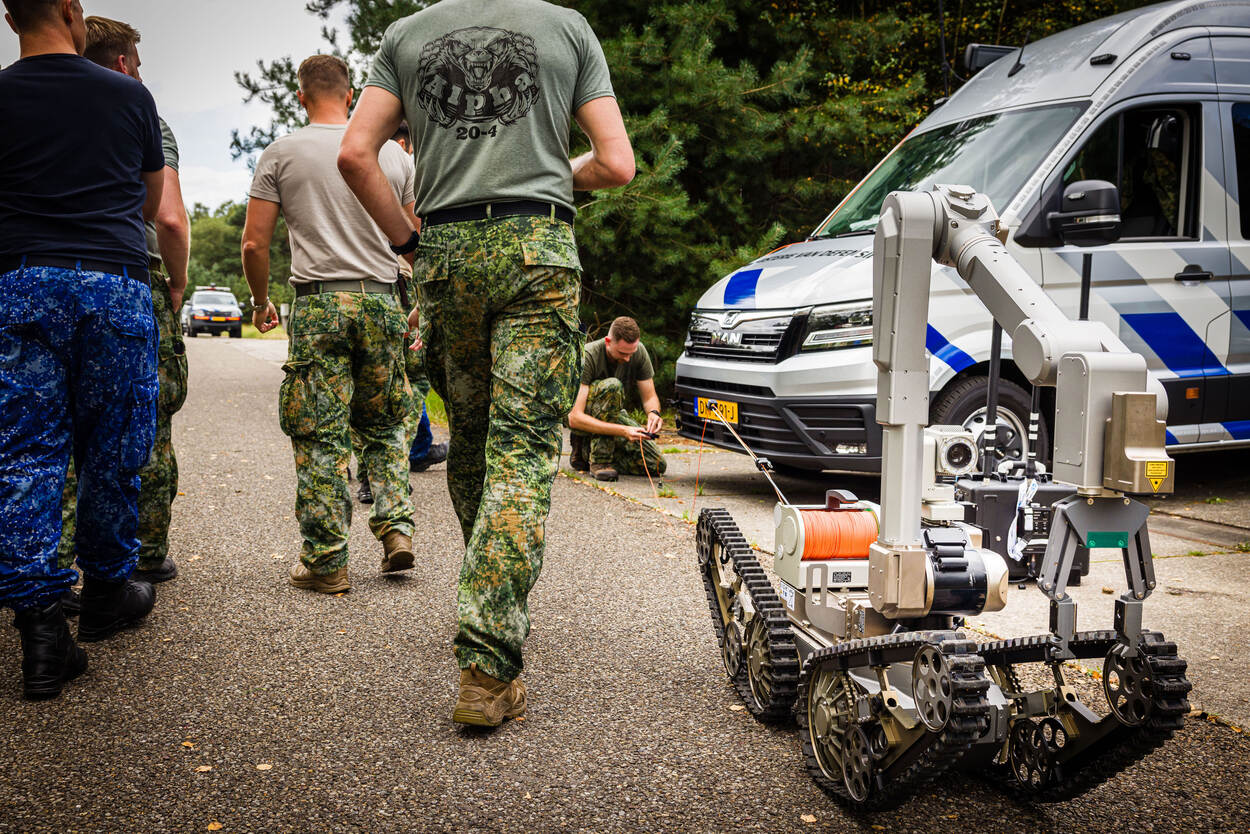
[{"xmin": 155, "ymin": 222, "xmax": 189, "ymax": 291}]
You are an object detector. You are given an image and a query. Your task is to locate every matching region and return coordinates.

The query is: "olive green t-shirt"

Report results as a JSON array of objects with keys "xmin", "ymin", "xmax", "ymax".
[
  {"xmin": 144, "ymin": 117, "xmax": 178, "ymax": 260},
  {"xmin": 581, "ymin": 338, "xmax": 654, "ymax": 408},
  {"xmin": 365, "ymin": 0, "xmax": 615, "ymax": 215}
]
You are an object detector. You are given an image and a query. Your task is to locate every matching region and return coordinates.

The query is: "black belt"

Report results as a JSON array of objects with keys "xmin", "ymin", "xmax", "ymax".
[
  {"xmin": 295, "ymin": 279, "xmax": 396, "ymax": 297},
  {"xmin": 0, "ymin": 256, "xmax": 150, "ymax": 285},
  {"xmin": 423, "ymin": 200, "xmax": 574, "ymax": 228}
]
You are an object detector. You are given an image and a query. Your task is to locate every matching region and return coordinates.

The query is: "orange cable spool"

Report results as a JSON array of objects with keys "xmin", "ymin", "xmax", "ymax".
[{"xmin": 800, "ymin": 509, "xmax": 878, "ymax": 560}]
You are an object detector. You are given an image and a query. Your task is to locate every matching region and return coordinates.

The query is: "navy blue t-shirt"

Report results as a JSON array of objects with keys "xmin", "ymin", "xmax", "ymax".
[{"xmin": 0, "ymin": 54, "xmax": 164, "ymax": 266}]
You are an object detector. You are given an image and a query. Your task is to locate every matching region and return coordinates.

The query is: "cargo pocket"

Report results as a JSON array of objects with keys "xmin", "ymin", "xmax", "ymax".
[
  {"xmin": 520, "ymin": 228, "xmax": 582, "ymax": 272},
  {"xmin": 157, "ymin": 338, "xmax": 188, "ymax": 415},
  {"xmin": 382, "ymin": 354, "xmax": 413, "ymax": 424},
  {"xmin": 279, "ymin": 359, "xmax": 320, "ymax": 438},
  {"xmin": 493, "ymin": 307, "xmax": 582, "ymax": 421},
  {"xmin": 120, "ymin": 379, "xmax": 159, "ymax": 471}
]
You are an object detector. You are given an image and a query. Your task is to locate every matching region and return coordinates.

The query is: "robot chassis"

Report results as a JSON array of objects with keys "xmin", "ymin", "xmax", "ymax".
[{"xmin": 697, "ymin": 185, "xmax": 1191, "ymax": 809}]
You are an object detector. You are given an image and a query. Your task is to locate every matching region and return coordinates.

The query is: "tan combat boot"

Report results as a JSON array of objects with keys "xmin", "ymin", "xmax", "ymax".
[
  {"xmin": 380, "ymin": 531, "xmax": 414, "ymax": 573},
  {"xmin": 288, "ymin": 563, "xmax": 350, "ymax": 594},
  {"xmin": 590, "ymin": 462, "xmax": 618, "ymax": 482},
  {"xmin": 452, "ymin": 664, "xmax": 527, "ymax": 727}
]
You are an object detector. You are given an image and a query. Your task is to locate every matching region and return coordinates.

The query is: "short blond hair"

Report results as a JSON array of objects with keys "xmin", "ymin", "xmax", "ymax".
[
  {"xmin": 83, "ymin": 16, "xmax": 140, "ymax": 66},
  {"xmin": 298, "ymin": 54, "xmax": 350, "ymax": 100},
  {"xmin": 608, "ymin": 316, "xmax": 640, "ymax": 343}
]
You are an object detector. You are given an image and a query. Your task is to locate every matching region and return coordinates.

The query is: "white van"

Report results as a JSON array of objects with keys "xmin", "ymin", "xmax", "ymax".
[{"xmin": 675, "ymin": 0, "xmax": 1250, "ymax": 472}]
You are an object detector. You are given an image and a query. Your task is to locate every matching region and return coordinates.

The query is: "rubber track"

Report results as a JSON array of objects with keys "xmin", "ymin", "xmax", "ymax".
[
  {"xmin": 982, "ymin": 630, "xmax": 1192, "ymax": 802},
  {"xmin": 696, "ymin": 508, "xmax": 799, "ymax": 724},
  {"xmin": 796, "ymin": 632, "xmax": 992, "ymax": 811}
]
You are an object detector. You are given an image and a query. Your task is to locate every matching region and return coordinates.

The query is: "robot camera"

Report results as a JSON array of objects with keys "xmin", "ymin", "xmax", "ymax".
[{"xmin": 925, "ymin": 425, "xmax": 979, "ymax": 478}]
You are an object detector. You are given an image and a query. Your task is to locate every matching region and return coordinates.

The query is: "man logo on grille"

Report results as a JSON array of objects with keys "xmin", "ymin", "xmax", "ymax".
[{"xmin": 416, "ymin": 26, "xmax": 541, "ymax": 128}]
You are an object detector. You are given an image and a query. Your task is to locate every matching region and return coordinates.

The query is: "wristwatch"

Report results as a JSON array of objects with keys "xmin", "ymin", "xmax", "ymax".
[
  {"xmin": 250, "ymin": 296, "xmax": 269, "ymax": 310},
  {"xmin": 648, "ymin": 409, "xmax": 662, "ymax": 417},
  {"xmin": 390, "ymin": 230, "xmax": 421, "ymax": 255}
]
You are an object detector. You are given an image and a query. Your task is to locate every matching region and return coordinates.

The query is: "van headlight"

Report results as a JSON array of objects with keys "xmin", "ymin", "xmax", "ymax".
[{"xmin": 800, "ymin": 302, "xmax": 873, "ymax": 351}]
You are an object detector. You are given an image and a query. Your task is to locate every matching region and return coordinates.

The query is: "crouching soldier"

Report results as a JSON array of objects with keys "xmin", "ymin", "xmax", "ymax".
[{"xmin": 568, "ymin": 316, "xmax": 666, "ymax": 482}]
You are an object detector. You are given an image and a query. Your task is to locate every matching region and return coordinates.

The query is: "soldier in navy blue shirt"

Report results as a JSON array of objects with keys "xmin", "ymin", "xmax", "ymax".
[{"xmin": 0, "ymin": 0, "xmax": 162, "ymax": 700}]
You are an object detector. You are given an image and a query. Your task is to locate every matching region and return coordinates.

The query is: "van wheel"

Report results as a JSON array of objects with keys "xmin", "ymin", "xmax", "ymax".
[{"xmin": 930, "ymin": 376, "xmax": 1050, "ymax": 468}]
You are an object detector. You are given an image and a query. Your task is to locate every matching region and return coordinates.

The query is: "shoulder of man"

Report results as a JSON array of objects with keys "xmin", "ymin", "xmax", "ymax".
[{"xmin": 158, "ymin": 116, "xmax": 180, "ymax": 171}]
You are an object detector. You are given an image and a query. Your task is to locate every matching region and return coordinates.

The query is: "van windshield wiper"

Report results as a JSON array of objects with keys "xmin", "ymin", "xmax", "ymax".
[{"xmin": 811, "ymin": 229, "xmax": 875, "ymax": 239}]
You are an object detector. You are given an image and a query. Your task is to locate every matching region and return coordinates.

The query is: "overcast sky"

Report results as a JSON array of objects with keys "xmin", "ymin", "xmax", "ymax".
[{"xmin": 1, "ymin": 0, "xmax": 345, "ymax": 208}]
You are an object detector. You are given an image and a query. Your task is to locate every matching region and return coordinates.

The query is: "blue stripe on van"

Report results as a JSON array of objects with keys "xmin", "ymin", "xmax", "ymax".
[
  {"xmin": 1120, "ymin": 312, "xmax": 1228, "ymax": 378},
  {"xmin": 926, "ymin": 325, "xmax": 976, "ymax": 373},
  {"xmin": 1165, "ymin": 429, "xmax": 1178, "ymax": 445},
  {"xmin": 723, "ymin": 269, "xmax": 762, "ymax": 307},
  {"xmin": 1236, "ymin": 309, "xmax": 1250, "ymax": 330},
  {"xmin": 1225, "ymin": 421, "xmax": 1250, "ymax": 440}
]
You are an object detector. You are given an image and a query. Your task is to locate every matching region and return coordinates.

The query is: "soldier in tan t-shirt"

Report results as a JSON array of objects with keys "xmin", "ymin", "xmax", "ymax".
[{"xmin": 241, "ymin": 55, "xmax": 419, "ymax": 595}]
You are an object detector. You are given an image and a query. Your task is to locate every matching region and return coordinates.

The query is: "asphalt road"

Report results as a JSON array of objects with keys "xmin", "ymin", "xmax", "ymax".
[{"xmin": 0, "ymin": 336, "xmax": 1247, "ymax": 833}]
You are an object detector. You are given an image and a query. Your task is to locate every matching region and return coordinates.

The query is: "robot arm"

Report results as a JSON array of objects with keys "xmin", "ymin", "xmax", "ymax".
[{"xmin": 868, "ymin": 185, "xmax": 1173, "ymax": 624}]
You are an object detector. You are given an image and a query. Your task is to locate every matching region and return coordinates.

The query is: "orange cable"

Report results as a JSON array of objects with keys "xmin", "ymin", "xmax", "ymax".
[
  {"xmin": 639, "ymin": 435, "xmax": 662, "ymax": 509},
  {"xmin": 800, "ymin": 509, "xmax": 878, "ymax": 560},
  {"xmin": 691, "ymin": 418, "xmax": 708, "ymax": 518}
]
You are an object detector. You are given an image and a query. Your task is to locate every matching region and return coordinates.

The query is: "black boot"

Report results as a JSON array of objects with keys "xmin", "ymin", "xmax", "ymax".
[
  {"xmin": 77, "ymin": 576, "xmax": 155, "ymax": 643},
  {"xmin": 357, "ymin": 473, "xmax": 374, "ymax": 504},
  {"xmin": 14, "ymin": 600, "xmax": 88, "ymax": 700},
  {"xmin": 569, "ymin": 434, "xmax": 589, "ymax": 472},
  {"xmin": 61, "ymin": 587, "xmax": 82, "ymax": 618},
  {"xmin": 133, "ymin": 557, "xmax": 178, "ymax": 584}
]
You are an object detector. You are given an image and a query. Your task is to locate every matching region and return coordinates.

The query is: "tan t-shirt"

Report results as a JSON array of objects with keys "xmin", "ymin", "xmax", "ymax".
[{"xmin": 249, "ymin": 123, "xmax": 415, "ymax": 284}]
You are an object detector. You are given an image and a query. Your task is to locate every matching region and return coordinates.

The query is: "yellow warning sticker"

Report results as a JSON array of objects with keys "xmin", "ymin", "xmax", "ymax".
[
  {"xmin": 1146, "ymin": 461, "xmax": 1169, "ymax": 478},
  {"xmin": 1149, "ymin": 477, "xmax": 1164, "ymax": 492}
]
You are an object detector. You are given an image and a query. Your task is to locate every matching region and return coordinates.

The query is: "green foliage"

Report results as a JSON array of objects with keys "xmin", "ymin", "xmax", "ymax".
[
  {"xmin": 188, "ymin": 201, "xmax": 294, "ymax": 311},
  {"xmin": 224, "ymin": 0, "xmax": 1155, "ymax": 394}
]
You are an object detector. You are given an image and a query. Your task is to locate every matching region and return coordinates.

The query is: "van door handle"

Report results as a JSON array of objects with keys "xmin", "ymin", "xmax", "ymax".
[{"xmin": 1174, "ymin": 265, "xmax": 1213, "ymax": 282}]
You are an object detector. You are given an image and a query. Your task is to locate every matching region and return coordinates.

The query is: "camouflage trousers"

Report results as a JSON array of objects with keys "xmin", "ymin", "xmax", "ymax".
[
  {"xmin": 58, "ymin": 264, "xmax": 187, "ymax": 570},
  {"xmin": 352, "ymin": 312, "xmax": 431, "ymax": 471},
  {"xmin": 575, "ymin": 378, "xmax": 667, "ymax": 476},
  {"xmin": 280, "ymin": 290, "xmax": 414, "ymax": 573},
  {"xmin": 0, "ymin": 265, "xmax": 156, "ymax": 609},
  {"xmin": 416, "ymin": 216, "xmax": 582, "ymax": 682}
]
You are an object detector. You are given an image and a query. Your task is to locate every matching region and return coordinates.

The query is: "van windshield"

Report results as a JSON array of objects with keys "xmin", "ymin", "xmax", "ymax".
[
  {"xmin": 814, "ymin": 103, "xmax": 1085, "ymax": 237},
  {"xmin": 192, "ymin": 292, "xmax": 236, "ymax": 306}
]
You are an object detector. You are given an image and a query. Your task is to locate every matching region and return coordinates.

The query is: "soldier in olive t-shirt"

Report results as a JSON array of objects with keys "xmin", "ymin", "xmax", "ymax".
[{"xmin": 568, "ymin": 317, "xmax": 667, "ymax": 480}]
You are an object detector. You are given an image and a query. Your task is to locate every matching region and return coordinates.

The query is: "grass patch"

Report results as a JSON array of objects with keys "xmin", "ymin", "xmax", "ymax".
[
  {"xmin": 424, "ymin": 389, "xmax": 448, "ymax": 427},
  {"xmin": 1205, "ymin": 496, "xmax": 1227, "ymax": 505},
  {"xmin": 1186, "ymin": 549, "xmax": 1207, "ymax": 557},
  {"xmin": 1235, "ymin": 542, "xmax": 1250, "ymax": 553},
  {"xmin": 657, "ymin": 484, "xmax": 677, "ymax": 499},
  {"xmin": 241, "ymin": 324, "xmax": 288, "ymax": 340}
]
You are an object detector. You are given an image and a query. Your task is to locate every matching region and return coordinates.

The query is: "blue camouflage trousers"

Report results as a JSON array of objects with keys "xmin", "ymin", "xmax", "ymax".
[{"xmin": 0, "ymin": 265, "xmax": 157, "ymax": 610}]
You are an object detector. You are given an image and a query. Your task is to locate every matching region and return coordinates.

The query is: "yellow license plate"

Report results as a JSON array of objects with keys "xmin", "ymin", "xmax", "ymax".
[
  {"xmin": 211, "ymin": 316, "xmax": 226, "ymax": 322},
  {"xmin": 696, "ymin": 396, "xmax": 738, "ymax": 424}
]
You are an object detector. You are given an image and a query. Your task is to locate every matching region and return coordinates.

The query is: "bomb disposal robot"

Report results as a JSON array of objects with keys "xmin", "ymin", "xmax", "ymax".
[{"xmin": 697, "ymin": 184, "xmax": 1191, "ymax": 808}]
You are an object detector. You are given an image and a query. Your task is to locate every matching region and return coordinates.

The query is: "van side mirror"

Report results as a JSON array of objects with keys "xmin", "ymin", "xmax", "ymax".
[
  {"xmin": 1048, "ymin": 180, "xmax": 1121, "ymax": 246},
  {"xmin": 963, "ymin": 43, "xmax": 1017, "ymax": 75}
]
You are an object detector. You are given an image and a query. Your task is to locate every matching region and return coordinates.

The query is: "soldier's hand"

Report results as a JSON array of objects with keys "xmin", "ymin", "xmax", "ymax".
[
  {"xmin": 168, "ymin": 282, "xmax": 184, "ymax": 313},
  {"xmin": 407, "ymin": 307, "xmax": 420, "ymax": 331},
  {"xmin": 408, "ymin": 333, "xmax": 424, "ymax": 352},
  {"xmin": 254, "ymin": 301, "xmax": 279, "ymax": 333},
  {"xmin": 623, "ymin": 425, "xmax": 649, "ymax": 442},
  {"xmin": 645, "ymin": 411, "xmax": 663, "ymax": 435}
]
